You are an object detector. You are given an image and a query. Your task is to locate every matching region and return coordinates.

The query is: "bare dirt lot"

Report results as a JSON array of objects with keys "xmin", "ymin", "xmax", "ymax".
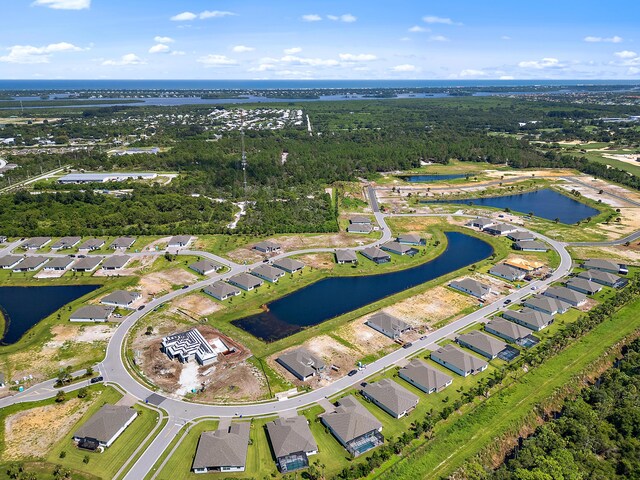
[
  {"xmin": 170, "ymin": 293, "xmax": 224, "ymax": 319},
  {"xmin": 137, "ymin": 268, "xmax": 198, "ymax": 300},
  {"xmin": 3, "ymin": 397, "xmax": 91, "ymax": 459},
  {"xmin": 296, "ymin": 253, "xmax": 336, "ymax": 271},
  {"xmin": 93, "ymin": 255, "xmax": 158, "ymax": 277},
  {"xmin": 267, "ymin": 334, "xmax": 360, "ymax": 388},
  {"xmin": 569, "ymin": 245, "xmax": 640, "ymax": 263},
  {"xmin": 131, "ymin": 316, "xmax": 268, "ymax": 401},
  {"xmin": 48, "ymin": 324, "xmax": 115, "ymax": 346},
  {"xmin": 385, "ymin": 285, "xmax": 477, "ymax": 328}
]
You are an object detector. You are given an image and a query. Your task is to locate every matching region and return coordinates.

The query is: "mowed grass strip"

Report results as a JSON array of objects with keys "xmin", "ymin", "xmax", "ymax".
[{"xmin": 370, "ymin": 297, "xmax": 640, "ymax": 480}]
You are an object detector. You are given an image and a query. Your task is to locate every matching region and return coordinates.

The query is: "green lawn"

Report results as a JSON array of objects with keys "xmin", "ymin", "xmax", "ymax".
[
  {"xmin": 370, "ymin": 294, "xmax": 640, "ymax": 479},
  {"xmin": 47, "ymin": 389, "xmax": 161, "ymax": 480}
]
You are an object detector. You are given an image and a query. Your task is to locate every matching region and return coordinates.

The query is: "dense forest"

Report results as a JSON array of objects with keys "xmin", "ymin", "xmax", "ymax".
[{"xmin": 488, "ymin": 337, "xmax": 640, "ymax": 480}]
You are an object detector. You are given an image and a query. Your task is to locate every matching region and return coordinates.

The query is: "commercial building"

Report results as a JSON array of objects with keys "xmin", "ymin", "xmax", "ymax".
[
  {"xmin": 192, "ymin": 424, "xmax": 250, "ymax": 473},
  {"xmin": 398, "ymin": 359, "xmax": 452, "ymax": 394}
]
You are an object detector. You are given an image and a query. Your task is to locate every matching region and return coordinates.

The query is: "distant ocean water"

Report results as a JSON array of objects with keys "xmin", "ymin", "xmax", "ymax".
[{"xmin": 0, "ymin": 79, "xmax": 638, "ymax": 90}]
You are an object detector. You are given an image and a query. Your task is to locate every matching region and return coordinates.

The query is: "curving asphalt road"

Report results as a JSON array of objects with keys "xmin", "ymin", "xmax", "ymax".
[{"xmin": 0, "ymin": 185, "xmax": 596, "ymax": 479}]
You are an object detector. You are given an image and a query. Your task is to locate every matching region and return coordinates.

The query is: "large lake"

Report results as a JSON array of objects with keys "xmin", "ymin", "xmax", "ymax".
[
  {"xmin": 402, "ymin": 174, "xmax": 468, "ymax": 183},
  {"xmin": 232, "ymin": 232, "xmax": 492, "ymax": 342},
  {"xmin": 423, "ymin": 188, "xmax": 600, "ymax": 224},
  {"xmin": 0, "ymin": 285, "xmax": 100, "ymax": 345}
]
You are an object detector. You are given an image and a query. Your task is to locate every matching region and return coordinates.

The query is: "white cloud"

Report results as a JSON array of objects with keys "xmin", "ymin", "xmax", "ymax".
[
  {"xmin": 280, "ymin": 55, "xmax": 339, "ymax": 67},
  {"xmin": 232, "ymin": 45, "xmax": 255, "ymax": 53},
  {"xmin": 154, "ymin": 36, "xmax": 174, "ymax": 44},
  {"xmin": 392, "ymin": 64, "xmax": 417, "ymax": 72},
  {"xmin": 499, "ymin": 75, "xmax": 515, "ymax": 80},
  {"xmin": 429, "ymin": 35, "xmax": 449, "ymax": 42},
  {"xmin": 614, "ymin": 50, "xmax": 637, "ymax": 59},
  {"xmin": 102, "ymin": 53, "xmax": 145, "ymax": 66},
  {"xmin": 197, "ymin": 54, "xmax": 237, "ymax": 66},
  {"xmin": 199, "ymin": 10, "xmax": 235, "ymax": 19},
  {"xmin": 518, "ymin": 57, "xmax": 564, "ymax": 69},
  {"xmin": 170, "ymin": 51, "xmax": 186, "ymax": 56},
  {"xmin": 409, "ymin": 25, "xmax": 429, "ymax": 33},
  {"xmin": 423, "ymin": 15, "xmax": 461, "ymax": 25},
  {"xmin": 302, "ymin": 14, "xmax": 322, "ymax": 22},
  {"xmin": 501, "ymin": 35, "xmax": 511, "ymax": 40},
  {"xmin": 171, "ymin": 11, "xmax": 197, "ymax": 21},
  {"xmin": 32, "ymin": 0, "xmax": 90, "ymax": 10},
  {"xmin": 149, "ymin": 44, "xmax": 170, "ymax": 54},
  {"xmin": 584, "ymin": 35, "xmax": 623, "ymax": 43},
  {"xmin": 0, "ymin": 42, "xmax": 83, "ymax": 64},
  {"xmin": 339, "ymin": 53, "xmax": 377, "ymax": 62},
  {"xmin": 327, "ymin": 14, "xmax": 357, "ymax": 23},
  {"xmin": 459, "ymin": 69, "xmax": 487, "ymax": 77},
  {"xmin": 249, "ymin": 63, "xmax": 276, "ymax": 72},
  {"xmin": 284, "ymin": 47, "xmax": 302, "ymax": 55}
]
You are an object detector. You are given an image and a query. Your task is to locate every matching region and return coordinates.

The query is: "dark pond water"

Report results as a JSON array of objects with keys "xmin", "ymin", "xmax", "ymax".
[
  {"xmin": 402, "ymin": 174, "xmax": 468, "ymax": 183},
  {"xmin": 0, "ymin": 285, "xmax": 100, "ymax": 345},
  {"xmin": 423, "ymin": 188, "xmax": 600, "ymax": 224},
  {"xmin": 232, "ymin": 232, "xmax": 492, "ymax": 342}
]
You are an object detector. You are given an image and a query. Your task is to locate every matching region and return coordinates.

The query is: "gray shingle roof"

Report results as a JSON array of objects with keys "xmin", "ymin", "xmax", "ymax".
[
  {"xmin": 350, "ymin": 216, "xmax": 371, "ymax": 224},
  {"xmin": 396, "ymin": 233, "xmax": 422, "ymax": 244},
  {"xmin": 450, "ymin": 278, "xmax": 492, "ymax": 298},
  {"xmin": 203, "ymin": 281, "xmax": 241, "ymax": 299},
  {"xmin": 0, "ymin": 255, "xmax": 23, "ymax": 268},
  {"xmin": 381, "ymin": 241, "xmax": 413, "ymax": 254},
  {"xmin": 192, "ymin": 423, "xmax": 250, "ymax": 470},
  {"xmin": 101, "ymin": 255, "xmax": 131, "ymax": 269},
  {"xmin": 362, "ymin": 379, "xmax": 419, "ymax": 416},
  {"xmin": 79, "ymin": 238, "xmax": 105, "ymax": 250},
  {"xmin": 485, "ymin": 317, "xmax": 533, "ymax": 341},
  {"xmin": 43, "ymin": 257, "xmax": 74, "ymax": 269},
  {"xmin": 110, "ymin": 237, "xmax": 136, "ymax": 249},
  {"xmin": 189, "ymin": 259, "xmax": 221, "ymax": 274},
  {"xmin": 543, "ymin": 286, "xmax": 586, "ymax": 305},
  {"xmin": 347, "ymin": 223, "xmax": 373, "ymax": 234},
  {"xmin": 266, "ymin": 416, "xmax": 318, "ymax": 458},
  {"xmin": 399, "ymin": 359, "xmax": 452, "ymax": 392},
  {"xmin": 101, "ymin": 290, "xmax": 140, "ymax": 306},
  {"xmin": 51, "ymin": 236, "xmax": 81, "ymax": 249},
  {"xmin": 489, "ymin": 264, "xmax": 524, "ymax": 280},
  {"xmin": 13, "ymin": 256, "xmax": 48, "ymax": 270},
  {"xmin": 277, "ymin": 348, "xmax": 325, "ymax": 379},
  {"xmin": 431, "ymin": 344, "xmax": 488, "ymax": 373},
  {"xmin": 228, "ymin": 272, "xmax": 263, "ymax": 290},
  {"xmin": 321, "ymin": 395, "xmax": 382, "ymax": 443},
  {"xmin": 273, "ymin": 257, "xmax": 305, "ymax": 272},
  {"xmin": 514, "ymin": 240, "xmax": 548, "ymax": 251},
  {"xmin": 168, "ymin": 235, "xmax": 192, "ymax": 246},
  {"xmin": 577, "ymin": 269, "xmax": 621, "ymax": 285},
  {"xmin": 507, "ymin": 231, "xmax": 535, "ymax": 241},
  {"xmin": 361, "ymin": 246, "xmax": 390, "ymax": 261},
  {"xmin": 74, "ymin": 405, "xmax": 137, "ymax": 444},
  {"xmin": 457, "ymin": 331, "xmax": 507, "ymax": 358},
  {"xmin": 71, "ymin": 305, "xmax": 113, "ymax": 321},
  {"xmin": 581, "ymin": 259, "xmax": 621, "ymax": 272},
  {"xmin": 72, "ymin": 256, "xmax": 103, "ymax": 270},
  {"xmin": 21, "ymin": 237, "xmax": 51, "ymax": 249},
  {"xmin": 251, "ymin": 264, "xmax": 285, "ymax": 282},
  {"xmin": 366, "ymin": 312, "xmax": 410, "ymax": 337},
  {"xmin": 565, "ymin": 278, "xmax": 601, "ymax": 293},
  {"xmin": 503, "ymin": 307, "xmax": 554, "ymax": 329},
  {"xmin": 335, "ymin": 250, "xmax": 357, "ymax": 262}
]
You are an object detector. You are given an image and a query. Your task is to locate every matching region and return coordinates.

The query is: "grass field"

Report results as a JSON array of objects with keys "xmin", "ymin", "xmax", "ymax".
[{"xmin": 371, "ymin": 295, "xmax": 640, "ymax": 479}]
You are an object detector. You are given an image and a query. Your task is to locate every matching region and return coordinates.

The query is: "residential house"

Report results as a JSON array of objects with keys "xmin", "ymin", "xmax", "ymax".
[
  {"xmin": 168, "ymin": 235, "xmax": 192, "ymax": 249},
  {"xmin": 398, "ymin": 359, "xmax": 453, "ymax": 394},
  {"xmin": 456, "ymin": 331, "xmax": 507, "ymax": 360},
  {"xmin": 381, "ymin": 241, "xmax": 416, "ymax": 256},
  {"xmin": 228, "ymin": 273, "xmax": 263, "ymax": 291},
  {"xmin": 253, "ymin": 240, "xmax": 281, "ymax": 253},
  {"xmin": 577, "ymin": 269, "xmax": 626, "ymax": 288},
  {"xmin": 110, "ymin": 237, "xmax": 136, "ymax": 249},
  {"xmin": 101, "ymin": 255, "xmax": 131, "ymax": 270},
  {"xmin": 466, "ymin": 218, "xmax": 496, "ymax": 230},
  {"xmin": 12, "ymin": 256, "xmax": 48, "ymax": 272},
  {"xmin": 349, "ymin": 216, "xmax": 371, "ymax": 225},
  {"xmin": 273, "ymin": 258, "xmax": 305, "ymax": 273},
  {"xmin": 543, "ymin": 286, "xmax": 587, "ymax": 307},
  {"xmin": 489, "ymin": 264, "xmax": 526, "ymax": 281},
  {"xmin": 70, "ymin": 305, "xmax": 114, "ymax": 322},
  {"xmin": 320, "ymin": 396, "xmax": 384, "ymax": 457},
  {"xmin": 192, "ymin": 424, "xmax": 251, "ymax": 473},
  {"xmin": 503, "ymin": 307, "xmax": 555, "ymax": 331},
  {"xmin": 276, "ymin": 348, "xmax": 325, "ymax": 381},
  {"xmin": 565, "ymin": 278, "xmax": 602, "ymax": 295},
  {"xmin": 449, "ymin": 278, "xmax": 492, "ymax": 299},
  {"xmin": 0, "ymin": 255, "xmax": 24, "ymax": 270},
  {"xmin": 507, "ymin": 231, "xmax": 536, "ymax": 242},
  {"xmin": 504, "ymin": 257, "xmax": 545, "ymax": 273},
  {"xmin": 72, "ymin": 256, "xmax": 103, "ymax": 272},
  {"xmin": 485, "ymin": 318, "xmax": 534, "ymax": 343},
  {"xmin": 20, "ymin": 237, "xmax": 51, "ymax": 250},
  {"xmin": 251, "ymin": 264, "xmax": 286, "ymax": 283},
  {"xmin": 335, "ymin": 250, "xmax": 358, "ymax": 264},
  {"xmin": 161, "ymin": 328, "xmax": 220, "ymax": 366},
  {"xmin": 365, "ymin": 312, "xmax": 411, "ymax": 339},
  {"xmin": 430, "ymin": 344, "xmax": 488, "ymax": 377},
  {"xmin": 0, "ymin": 236, "xmax": 6, "ymax": 244},
  {"xmin": 73, "ymin": 405, "xmax": 137, "ymax": 449},
  {"xmin": 189, "ymin": 260, "xmax": 222, "ymax": 275},
  {"xmin": 79, "ymin": 238, "xmax": 105, "ymax": 251},
  {"xmin": 203, "ymin": 281, "xmax": 241, "ymax": 301},
  {"xmin": 513, "ymin": 240, "xmax": 548, "ymax": 252},
  {"xmin": 347, "ymin": 223, "xmax": 373, "ymax": 234},
  {"xmin": 581, "ymin": 259, "xmax": 628, "ymax": 275},
  {"xmin": 361, "ymin": 379, "xmax": 419, "ymax": 419},
  {"xmin": 360, "ymin": 246, "xmax": 391, "ymax": 264},
  {"xmin": 51, "ymin": 236, "xmax": 81, "ymax": 250},
  {"xmin": 484, "ymin": 223, "xmax": 519, "ymax": 236},
  {"xmin": 100, "ymin": 290, "xmax": 141, "ymax": 309},
  {"xmin": 43, "ymin": 257, "xmax": 74, "ymax": 271},
  {"xmin": 396, "ymin": 233, "xmax": 425, "ymax": 245},
  {"xmin": 266, "ymin": 416, "xmax": 318, "ymax": 473}
]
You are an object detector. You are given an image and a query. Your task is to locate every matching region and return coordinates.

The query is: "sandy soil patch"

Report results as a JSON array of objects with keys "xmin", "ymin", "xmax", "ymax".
[
  {"xmin": 170, "ymin": 293, "xmax": 224, "ymax": 318},
  {"xmin": 296, "ymin": 253, "xmax": 336, "ymax": 271},
  {"xmin": 385, "ymin": 285, "xmax": 477, "ymax": 328},
  {"xmin": 140, "ymin": 237, "xmax": 171, "ymax": 252},
  {"xmin": 335, "ymin": 317, "xmax": 398, "ymax": 359},
  {"xmin": 197, "ymin": 359, "xmax": 268, "ymax": 403},
  {"xmin": 602, "ymin": 153, "xmax": 640, "ymax": 166},
  {"xmin": 34, "ymin": 269, "xmax": 68, "ymax": 279},
  {"xmin": 49, "ymin": 324, "xmax": 115, "ymax": 346},
  {"xmin": 484, "ymin": 169, "xmax": 575, "ymax": 178},
  {"xmin": 137, "ymin": 268, "xmax": 198, "ymax": 300},
  {"xmin": 226, "ymin": 247, "xmax": 264, "ymax": 264},
  {"xmin": 569, "ymin": 245, "xmax": 640, "ymax": 263},
  {"xmin": 4, "ymin": 397, "xmax": 90, "ymax": 459},
  {"xmin": 94, "ymin": 255, "xmax": 159, "ymax": 277},
  {"xmin": 268, "ymin": 335, "xmax": 359, "ymax": 387},
  {"xmin": 558, "ymin": 183, "xmax": 628, "ymax": 209}
]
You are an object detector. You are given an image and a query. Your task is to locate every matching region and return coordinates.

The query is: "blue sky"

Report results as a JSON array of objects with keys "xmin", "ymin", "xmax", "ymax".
[{"xmin": 0, "ymin": 0, "xmax": 638, "ymax": 79}]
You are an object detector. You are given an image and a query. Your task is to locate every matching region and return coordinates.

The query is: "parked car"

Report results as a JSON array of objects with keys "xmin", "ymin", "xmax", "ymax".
[
  {"xmin": 402, "ymin": 342, "xmax": 413, "ymax": 349},
  {"xmin": 90, "ymin": 376, "xmax": 104, "ymax": 384},
  {"xmin": 181, "ymin": 285, "xmax": 188, "ymax": 289},
  {"xmin": 347, "ymin": 370, "xmax": 358, "ymax": 377},
  {"xmin": 138, "ymin": 305, "xmax": 145, "ymax": 311},
  {"xmin": 504, "ymin": 299, "xmax": 512, "ymax": 305}
]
